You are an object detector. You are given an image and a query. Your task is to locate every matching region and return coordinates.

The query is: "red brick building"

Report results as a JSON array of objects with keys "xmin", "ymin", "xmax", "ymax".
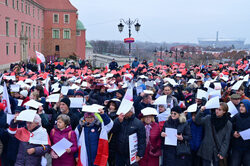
[{"xmin": 0, "ymin": 0, "xmax": 86, "ymax": 70}]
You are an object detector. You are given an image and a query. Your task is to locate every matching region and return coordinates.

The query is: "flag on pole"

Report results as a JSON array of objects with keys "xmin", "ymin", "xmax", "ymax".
[
  {"xmin": 36, "ymin": 51, "xmax": 45, "ymax": 64},
  {"xmin": 2, "ymin": 82, "xmax": 12, "ymax": 114},
  {"xmin": 44, "ymin": 77, "xmax": 50, "ymax": 96}
]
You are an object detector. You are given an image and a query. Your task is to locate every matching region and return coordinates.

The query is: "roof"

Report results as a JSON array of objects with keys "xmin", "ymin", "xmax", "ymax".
[
  {"xmin": 85, "ymin": 41, "xmax": 93, "ymax": 48},
  {"xmin": 36, "ymin": 0, "xmax": 77, "ymax": 11},
  {"xmin": 77, "ymin": 20, "xmax": 86, "ymax": 30}
]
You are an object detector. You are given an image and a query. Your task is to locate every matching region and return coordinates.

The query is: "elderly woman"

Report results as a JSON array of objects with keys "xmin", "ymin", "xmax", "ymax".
[
  {"xmin": 162, "ymin": 84, "xmax": 178, "ymax": 109},
  {"xmin": 139, "ymin": 107, "xmax": 161, "ymax": 166},
  {"xmin": 195, "ymin": 102, "xmax": 232, "ymax": 166},
  {"xmin": 230, "ymin": 99, "xmax": 250, "ymax": 166},
  {"xmin": 161, "ymin": 106, "xmax": 191, "ymax": 166},
  {"xmin": 50, "ymin": 114, "xmax": 78, "ymax": 166}
]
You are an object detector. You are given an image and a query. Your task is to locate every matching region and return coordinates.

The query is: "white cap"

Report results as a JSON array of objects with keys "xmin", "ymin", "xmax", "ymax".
[
  {"xmin": 143, "ymin": 90, "xmax": 154, "ymax": 95},
  {"xmin": 141, "ymin": 107, "xmax": 158, "ymax": 116},
  {"xmin": 25, "ymin": 79, "xmax": 33, "ymax": 84},
  {"xmin": 20, "ymin": 90, "xmax": 28, "ymax": 98},
  {"xmin": 82, "ymin": 104, "xmax": 104, "ymax": 113},
  {"xmin": 176, "ymin": 73, "xmax": 182, "ymax": 77},
  {"xmin": 81, "ymin": 81, "xmax": 88, "ymax": 87},
  {"xmin": 187, "ymin": 103, "xmax": 197, "ymax": 113}
]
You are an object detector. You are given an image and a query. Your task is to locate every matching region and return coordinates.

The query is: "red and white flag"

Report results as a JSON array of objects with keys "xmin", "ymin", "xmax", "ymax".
[
  {"xmin": 2, "ymin": 82, "xmax": 11, "ymax": 114},
  {"xmin": 44, "ymin": 77, "xmax": 50, "ymax": 96},
  {"xmin": 36, "ymin": 51, "xmax": 45, "ymax": 65}
]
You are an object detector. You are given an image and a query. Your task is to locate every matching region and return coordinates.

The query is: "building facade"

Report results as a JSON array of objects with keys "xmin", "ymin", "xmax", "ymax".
[{"xmin": 0, "ymin": 0, "xmax": 86, "ymax": 70}]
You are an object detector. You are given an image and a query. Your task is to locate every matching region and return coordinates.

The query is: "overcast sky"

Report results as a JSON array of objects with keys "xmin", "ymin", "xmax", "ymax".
[{"xmin": 70, "ymin": 0, "xmax": 250, "ymax": 44}]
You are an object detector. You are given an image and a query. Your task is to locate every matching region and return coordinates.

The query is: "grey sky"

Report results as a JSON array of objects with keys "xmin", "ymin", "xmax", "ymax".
[{"xmin": 70, "ymin": 0, "xmax": 250, "ymax": 44}]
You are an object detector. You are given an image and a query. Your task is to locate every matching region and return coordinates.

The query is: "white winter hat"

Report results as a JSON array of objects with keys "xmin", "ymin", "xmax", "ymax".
[{"xmin": 20, "ymin": 90, "xmax": 28, "ymax": 98}]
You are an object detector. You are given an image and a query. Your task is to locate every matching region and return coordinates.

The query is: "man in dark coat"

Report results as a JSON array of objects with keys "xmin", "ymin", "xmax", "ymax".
[
  {"xmin": 134, "ymin": 92, "xmax": 155, "ymax": 117},
  {"xmin": 112, "ymin": 106, "xmax": 146, "ymax": 165},
  {"xmin": 109, "ymin": 59, "xmax": 118, "ymax": 71}
]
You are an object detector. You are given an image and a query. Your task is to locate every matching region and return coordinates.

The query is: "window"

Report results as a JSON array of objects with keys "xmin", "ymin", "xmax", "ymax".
[
  {"xmin": 76, "ymin": 30, "xmax": 81, "ymax": 36},
  {"xmin": 55, "ymin": 45, "xmax": 60, "ymax": 51},
  {"xmin": 14, "ymin": 21, "xmax": 18, "ymax": 37},
  {"xmin": 28, "ymin": 25, "xmax": 31, "ymax": 38},
  {"xmin": 52, "ymin": 29, "xmax": 60, "ymax": 39},
  {"xmin": 25, "ymin": 1, "xmax": 27, "ymax": 14},
  {"xmin": 14, "ymin": 43, "xmax": 17, "ymax": 54},
  {"xmin": 33, "ymin": 43, "xmax": 35, "ymax": 51},
  {"xmin": 21, "ymin": 0, "xmax": 23, "ymax": 12},
  {"xmin": 16, "ymin": 0, "xmax": 19, "ymax": 10},
  {"xmin": 25, "ymin": 25, "xmax": 27, "ymax": 36},
  {"xmin": 33, "ymin": 6, "xmax": 35, "ymax": 17},
  {"xmin": 33, "ymin": 25, "xmax": 35, "ymax": 38},
  {"xmin": 6, "ymin": 18, "xmax": 9, "ymax": 37},
  {"xmin": 38, "ymin": 43, "xmax": 40, "ymax": 51},
  {"xmin": 63, "ymin": 29, "xmax": 70, "ymax": 39},
  {"xmin": 5, "ymin": 0, "xmax": 8, "ymax": 6},
  {"xmin": 53, "ymin": 14, "xmax": 59, "ymax": 23},
  {"xmin": 64, "ymin": 14, "xmax": 69, "ymax": 23},
  {"xmin": 41, "ymin": 28, "xmax": 44, "ymax": 39},
  {"xmin": 29, "ymin": 42, "xmax": 30, "ymax": 48},
  {"xmin": 28, "ymin": 2, "xmax": 30, "ymax": 15},
  {"xmin": 37, "ymin": 26, "xmax": 40, "ymax": 39},
  {"xmin": 37, "ymin": 9, "xmax": 39, "ymax": 20},
  {"xmin": 12, "ymin": 0, "xmax": 15, "ymax": 8},
  {"xmin": 21, "ymin": 23, "xmax": 24, "ymax": 35},
  {"xmin": 6, "ymin": 43, "xmax": 9, "ymax": 55}
]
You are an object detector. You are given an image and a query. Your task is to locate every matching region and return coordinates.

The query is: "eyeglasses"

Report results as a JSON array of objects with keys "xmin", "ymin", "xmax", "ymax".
[{"xmin": 171, "ymin": 112, "xmax": 177, "ymax": 116}]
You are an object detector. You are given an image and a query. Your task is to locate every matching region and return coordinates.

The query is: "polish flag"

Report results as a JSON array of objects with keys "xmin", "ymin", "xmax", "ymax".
[
  {"xmin": 178, "ymin": 101, "xmax": 185, "ymax": 109},
  {"xmin": 105, "ymin": 64, "xmax": 109, "ymax": 72},
  {"xmin": 44, "ymin": 77, "xmax": 50, "ymax": 96},
  {"xmin": 124, "ymin": 86, "xmax": 133, "ymax": 101},
  {"xmin": 2, "ymin": 82, "xmax": 12, "ymax": 114},
  {"xmin": 36, "ymin": 51, "xmax": 45, "ymax": 65}
]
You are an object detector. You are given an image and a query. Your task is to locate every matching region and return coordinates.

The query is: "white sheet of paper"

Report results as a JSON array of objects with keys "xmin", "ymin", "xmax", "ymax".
[
  {"xmin": 239, "ymin": 128, "xmax": 250, "ymax": 140},
  {"xmin": 61, "ymin": 86, "xmax": 70, "ymax": 95},
  {"xmin": 81, "ymin": 104, "xmax": 104, "ymax": 113},
  {"xmin": 243, "ymin": 74, "xmax": 249, "ymax": 82},
  {"xmin": 204, "ymin": 81, "xmax": 211, "ymax": 88},
  {"xmin": 7, "ymin": 114, "xmax": 15, "ymax": 125},
  {"xmin": 24, "ymin": 100, "xmax": 43, "ymax": 109},
  {"xmin": 145, "ymin": 81, "xmax": 154, "ymax": 87},
  {"xmin": 16, "ymin": 109, "xmax": 36, "ymax": 122},
  {"xmin": 232, "ymin": 80, "xmax": 244, "ymax": 90},
  {"xmin": 227, "ymin": 101, "xmax": 238, "ymax": 117},
  {"xmin": 46, "ymin": 94, "xmax": 60, "ymax": 103},
  {"xmin": 164, "ymin": 128, "xmax": 177, "ymax": 146},
  {"xmin": 136, "ymin": 86, "xmax": 143, "ymax": 96},
  {"xmin": 107, "ymin": 89, "xmax": 118, "ymax": 93},
  {"xmin": 187, "ymin": 103, "xmax": 197, "ymax": 113},
  {"xmin": 10, "ymin": 84, "xmax": 20, "ymax": 92},
  {"xmin": 214, "ymin": 82, "xmax": 222, "ymax": 90},
  {"xmin": 187, "ymin": 79, "xmax": 196, "ymax": 84},
  {"xmin": 116, "ymin": 99, "xmax": 134, "ymax": 115},
  {"xmin": 18, "ymin": 99, "xmax": 23, "ymax": 106},
  {"xmin": 153, "ymin": 95, "xmax": 167, "ymax": 105},
  {"xmin": 51, "ymin": 138, "xmax": 73, "ymax": 157},
  {"xmin": 69, "ymin": 98, "xmax": 84, "ymax": 108},
  {"xmin": 205, "ymin": 96, "xmax": 220, "ymax": 109},
  {"xmin": 197, "ymin": 89, "xmax": 208, "ymax": 100},
  {"xmin": 4, "ymin": 76, "xmax": 16, "ymax": 81},
  {"xmin": 209, "ymin": 90, "xmax": 221, "ymax": 99}
]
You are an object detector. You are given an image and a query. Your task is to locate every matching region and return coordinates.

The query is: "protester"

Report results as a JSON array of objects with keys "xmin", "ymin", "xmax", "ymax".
[
  {"xmin": 50, "ymin": 114, "xmax": 78, "ymax": 166},
  {"xmin": 109, "ymin": 59, "xmax": 118, "ymax": 71},
  {"xmin": 230, "ymin": 99, "xmax": 250, "ymax": 166},
  {"xmin": 112, "ymin": 106, "xmax": 146, "ymax": 165},
  {"xmin": 195, "ymin": 103, "xmax": 232, "ymax": 166},
  {"xmin": 161, "ymin": 106, "xmax": 191, "ymax": 166},
  {"xmin": 139, "ymin": 107, "xmax": 161, "ymax": 166}
]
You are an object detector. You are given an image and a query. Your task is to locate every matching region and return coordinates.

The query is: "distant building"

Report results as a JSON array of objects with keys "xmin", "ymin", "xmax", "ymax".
[
  {"xmin": 198, "ymin": 32, "xmax": 245, "ymax": 49},
  {"xmin": 0, "ymin": 0, "xmax": 86, "ymax": 70}
]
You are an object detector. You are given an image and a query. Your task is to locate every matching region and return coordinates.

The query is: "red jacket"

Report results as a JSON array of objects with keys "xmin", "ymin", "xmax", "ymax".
[{"xmin": 139, "ymin": 122, "xmax": 161, "ymax": 166}]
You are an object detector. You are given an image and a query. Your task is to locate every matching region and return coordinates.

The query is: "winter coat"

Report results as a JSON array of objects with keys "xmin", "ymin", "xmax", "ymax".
[
  {"xmin": 50, "ymin": 126, "xmax": 78, "ymax": 166},
  {"xmin": 161, "ymin": 115, "xmax": 191, "ymax": 166},
  {"xmin": 139, "ymin": 122, "xmax": 161, "ymax": 166},
  {"xmin": 15, "ymin": 126, "xmax": 50, "ymax": 166},
  {"xmin": 0, "ymin": 111, "xmax": 7, "ymax": 128},
  {"xmin": 109, "ymin": 61, "xmax": 118, "ymax": 70},
  {"xmin": 75, "ymin": 113, "xmax": 111, "ymax": 166},
  {"xmin": 231, "ymin": 112, "xmax": 250, "ymax": 151},
  {"xmin": 195, "ymin": 111, "xmax": 232, "ymax": 161},
  {"xmin": 188, "ymin": 119, "xmax": 203, "ymax": 151},
  {"xmin": 0, "ymin": 139, "xmax": 3, "ymax": 156},
  {"xmin": 112, "ymin": 114, "xmax": 146, "ymax": 158},
  {"xmin": 132, "ymin": 61, "xmax": 139, "ymax": 68}
]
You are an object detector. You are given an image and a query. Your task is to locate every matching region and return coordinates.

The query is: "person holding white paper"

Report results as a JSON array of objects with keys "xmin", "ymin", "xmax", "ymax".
[
  {"xmin": 230, "ymin": 99, "xmax": 250, "ymax": 166},
  {"xmin": 160, "ymin": 106, "xmax": 191, "ymax": 166},
  {"xmin": 50, "ymin": 114, "xmax": 77, "ymax": 166},
  {"xmin": 195, "ymin": 103, "xmax": 232, "ymax": 166}
]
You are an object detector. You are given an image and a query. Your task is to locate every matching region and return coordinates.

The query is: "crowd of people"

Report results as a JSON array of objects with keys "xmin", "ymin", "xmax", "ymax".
[{"xmin": 0, "ymin": 57, "xmax": 249, "ymax": 166}]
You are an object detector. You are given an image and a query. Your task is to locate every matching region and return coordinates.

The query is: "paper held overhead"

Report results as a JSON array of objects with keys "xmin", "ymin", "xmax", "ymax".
[
  {"xmin": 153, "ymin": 95, "xmax": 167, "ymax": 105},
  {"xmin": 205, "ymin": 96, "xmax": 220, "ymax": 109},
  {"xmin": 81, "ymin": 104, "xmax": 104, "ymax": 113},
  {"xmin": 187, "ymin": 103, "xmax": 197, "ymax": 113},
  {"xmin": 116, "ymin": 99, "xmax": 134, "ymax": 115},
  {"xmin": 197, "ymin": 89, "xmax": 208, "ymax": 100},
  {"xmin": 24, "ymin": 100, "xmax": 43, "ymax": 109},
  {"xmin": 227, "ymin": 101, "xmax": 238, "ymax": 117},
  {"xmin": 46, "ymin": 94, "xmax": 60, "ymax": 103},
  {"xmin": 16, "ymin": 109, "xmax": 37, "ymax": 122}
]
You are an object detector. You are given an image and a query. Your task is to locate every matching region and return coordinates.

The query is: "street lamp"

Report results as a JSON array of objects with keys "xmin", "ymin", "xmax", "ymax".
[
  {"xmin": 118, "ymin": 18, "xmax": 141, "ymax": 57},
  {"xmin": 154, "ymin": 46, "xmax": 168, "ymax": 65}
]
